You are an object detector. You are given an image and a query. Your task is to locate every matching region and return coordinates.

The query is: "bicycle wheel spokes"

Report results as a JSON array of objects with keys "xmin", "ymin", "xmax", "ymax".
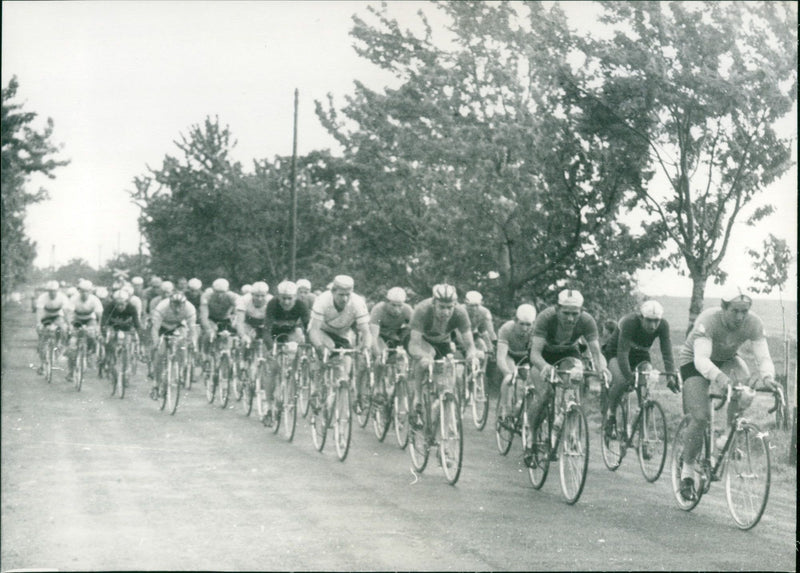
[
  {"xmin": 725, "ymin": 424, "xmax": 771, "ymax": 530},
  {"xmin": 670, "ymin": 417, "xmax": 703, "ymax": 511},
  {"xmin": 117, "ymin": 351, "xmax": 126, "ymax": 399},
  {"xmin": 205, "ymin": 357, "xmax": 216, "ymax": 404},
  {"xmin": 638, "ymin": 401, "xmax": 668, "ymax": 482},
  {"xmin": 439, "ymin": 395, "xmax": 463, "ymax": 485},
  {"xmin": 355, "ymin": 369, "xmax": 371, "ymax": 429},
  {"xmin": 523, "ymin": 407, "xmax": 551, "ymax": 489},
  {"xmin": 281, "ymin": 378, "xmax": 297, "ymax": 442},
  {"xmin": 393, "ymin": 379, "xmax": 410, "ymax": 449},
  {"xmin": 241, "ymin": 369, "xmax": 254, "ymax": 416},
  {"xmin": 311, "ymin": 399, "xmax": 329, "ymax": 452},
  {"xmin": 471, "ymin": 371, "xmax": 489, "ymax": 430},
  {"xmin": 495, "ymin": 399, "xmax": 514, "ymax": 455},
  {"xmin": 601, "ymin": 402, "xmax": 626, "ymax": 471},
  {"xmin": 297, "ymin": 360, "xmax": 311, "ymax": 418},
  {"xmin": 334, "ymin": 385, "xmax": 352, "ymax": 461},
  {"xmin": 217, "ymin": 355, "xmax": 231, "ymax": 408},
  {"xmin": 558, "ymin": 407, "xmax": 589, "ymax": 504},
  {"xmin": 167, "ymin": 357, "xmax": 180, "ymax": 415},
  {"xmin": 45, "ymin": 345, "xmax": 55, "ymax": 384},
  {"xmin": 255, "ymin": 364, "xmax": 268, "ymax": 419},
  {"xmin": 74, "ymin": 346, "xmax": 85, "ymax": 391},
  {"xmin": 372, "ymin": 383, "xmax": 392, "ymax": 442}
]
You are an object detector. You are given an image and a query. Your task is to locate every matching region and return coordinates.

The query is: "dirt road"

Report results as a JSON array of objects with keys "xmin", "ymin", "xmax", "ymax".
[{"xmin": 1, "ymin": 304, "xmax": 795, "ymax": 571}]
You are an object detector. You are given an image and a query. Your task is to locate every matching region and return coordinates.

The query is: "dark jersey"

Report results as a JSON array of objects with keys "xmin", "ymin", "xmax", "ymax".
[
  {"xmin": 265, "ymin": 298, "xmax": 310, "ymax": 339},
  {"xmin": 101, "ymin": 302, "xmax": 142, "ymax": 332}
]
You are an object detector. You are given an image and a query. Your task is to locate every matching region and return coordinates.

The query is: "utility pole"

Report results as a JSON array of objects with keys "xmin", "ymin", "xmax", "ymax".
[{"xmin": 289, "ymin": 88, "xmax": 299, "ymax": 280}]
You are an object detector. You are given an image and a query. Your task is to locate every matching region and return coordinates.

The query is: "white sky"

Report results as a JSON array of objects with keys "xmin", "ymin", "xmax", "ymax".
[{"xmin": 2, "ymin": 1, "xmax": 796, "ymax": 300}]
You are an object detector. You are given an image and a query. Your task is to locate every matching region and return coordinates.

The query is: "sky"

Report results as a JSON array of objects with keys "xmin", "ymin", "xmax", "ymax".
[{"xmin": 2, "ymin": 1, "xmax": 797, "ymax": 300}]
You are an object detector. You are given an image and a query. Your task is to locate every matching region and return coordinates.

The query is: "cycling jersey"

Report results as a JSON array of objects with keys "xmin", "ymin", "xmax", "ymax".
[
  {"xmin": 409, "ymin": 298, "xmax": 471, "ymax": 345},
  {"xmin": 370, "ymin": 301, "xmax": 413, "ymax": 343},
  {"xmin": 200, "ymin": 290, "xmax": 239, "ymax": 323},
  {"xmin": 185, "ymin": 289, "xmax": 203, "ymax": 317},
  {"xmin": 151, "ymin": 298, "xmax": 197, "ymax": 333},
  {"xmin": 466, "ymin": 304, "xmax": 497, "ymax": 341},
  {"xmin": 310, "ymin": 290, "xmax": 369, "ymax": 341},
  {"xmin": 679, "ymin": 307, "xmax": 774, "ymax": 382},
  {"xmin": 102, "ymin": 302, "xmax": 142, "ymax": 332},
  {"xmin": 532, "ymin": 305, "xmax": 599, "ymax": 361},
  {"xmin": 497, "ymin": 320, "xmax": 533, "ymax": 362},
  {"xmin": 604, "ymin": 312, "xmax": 675, "ymax": 380},
  {"xmin": 68, "ymin": 294, "xmax": 104, "ymax": 325},
  {"xmin": 236, "ymin": 292, "xmax": 268, "ymax": 328},
  {"xmin": 265, "ymin": 297, "xmax": 310, "ymax": 339},
  {"xmin": 36, "ymin": 292, "xmax": 70, "ymax": 323}
]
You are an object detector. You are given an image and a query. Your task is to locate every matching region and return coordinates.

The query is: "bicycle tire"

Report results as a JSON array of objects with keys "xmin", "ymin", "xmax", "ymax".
[
  {"xmin": 524, "ymin": 406, "xmax": 550, "ymax": 490},
  {"xmin": 393, "ymin": 377, "xmax": 410, "ymax": 449},
  {"xmin": 471, "ymin": 369, "xmax": 489, "ymax": 430},
  {"xmin": 638, "ymin": 400, "xmax": 668, "ymax": 482},
  {"xmin": 255, "ymin": 363, "xmax": 268, "ymax": 420},
  {"xmin": 725, "ymin": 423, "xmax": 770, "ymax": 530},
  {"xmin": 46, "ymin": 344, "xmax": 55, "ymax": 384},
  {"xmin": 158, "ymin": 359, "xmax": 168, "ymax": 411},
  {"xmin": 559, "ymin": 406, "xmax": 590, "ymax": 504},
  {"xmin": 372, "ymin": 368, "xmax": 393, "ymax": 442},
  {"xmin": 601, "ymin": 400, "xmax": 626, "ymax": 471},
  {"xmin": 409, "ymin": 396, "xmax": 430, "ymax": 473},
  {"xmin": 167, "ymin": 356, "xmax": 180, "ymax": 415},
  {"xmin": 217, "ymin": 355, "xmax": 231, "ymax": 408},
  {"xmin": 333, "ymin": 384, "xmax": 352, "ymax": 461},
  {"xmin": 117, "ymin": 349, "xmax": 126, "ymax": 399},
  {"xmin": 311, "ymin": 373, "xmax": 329, "ymax": 452},
  {"xmin": 670, "ymin": 417, "xmax": 704, "ymax": 511},
  {"xmin": 281, "ymin": 376, "xmax": 297, "ymax": 442},
  {"xmin": 182, "ymin": 348, "xmax": 193, "ymax": 391},
  {"xmin": 440, "ymin": 393, "xmax": 464, "ymax": 485},
  {"xmin": 74, "ymin": 343, "xmax": 85, "ymax": 392},
  {"xmin": 495, "ymin": 399, "xmax": 514, "ymax": 455},
  {"xmin": 233, "ymin": 357, "xmax": 245, "ymax": 402},
  {"xmin": 241, "ymin": 368, "xmax": 254, "ymax": 416},
  {"xmin": 297, "ymin": 358, "xmax": 311, "ymax": 418},
  {"xmin": 355, "ymin": 367, "xmax": 371, "ymax": 429},
  {"xmin": 205, "ymin": 357, "xmax": 216, "ymax": 404}
]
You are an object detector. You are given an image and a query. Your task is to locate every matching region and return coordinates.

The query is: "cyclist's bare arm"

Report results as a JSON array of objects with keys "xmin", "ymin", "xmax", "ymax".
[{"xmin": 529, "ymin": 336, "xmax": 549, "ymax": 374}]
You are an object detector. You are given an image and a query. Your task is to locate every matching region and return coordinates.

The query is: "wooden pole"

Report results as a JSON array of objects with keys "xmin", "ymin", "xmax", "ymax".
[{"xmin": 289, "ymin": 88, "xmax": 299, "ymax": 281}]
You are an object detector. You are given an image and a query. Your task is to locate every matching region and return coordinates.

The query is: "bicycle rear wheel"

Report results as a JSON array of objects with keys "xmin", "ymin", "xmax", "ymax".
[
  {"xmin": 601, "ymin": 400, "xmax": 627, "ymax": 471},
  {"xmin": 355, "ymin": 368, "xmax": 372, "ymax": 429},
  {"xmin": 409, "ymin": 397, "xmax": 430, "ymax": 473},
  {"xmin": 204, "ymin": 357, "xmax": 216, "ymax": 404},
  {"xmin": 241, "ymin": 370, "xmax": 254, "ymax": 416},
  {"xmin": 725, "ymin": 423, "xmax": 770, "ymax": 530},
  {"xmin": 471, "ymin": 370, "xmax": 489, "ymax": 430},
  {"xmin": 45, "ymin": 345, "xmax": 55, "ymax": 384},
  {"xmin": 117, "ymin": 350, "xmax": 126, "ymax": 399},
  {"xmin": 334, "ymin": 384, "xmax": 352, "ymax": 461},
  {"xmin": 495, "ymin": 399, "xmax": 514, "ymax": 455},
  {"xmin": 74, "ymin": 345, "xmax": 85, "ymax": 391},
  {"xmin": 439, "ymin": 394, "xmax": 463, "ymax": 485},
  {"xmin": 523, "ymin": 407, "xmax": 550, "ymax": 489},
  {"xmin": 559, "ymin": 406, "xmax": 590, "ymax": 504},
  {"xmin": 296, "ymin": 358, "xmax": 311, "ymax": 418},
  {"xmin": 167, "ymin": 357, "xmax": 180, "ymax": 415},
  {"xmin": 281, "ymin": 377, "xmax": 297, "ymax": 442},
  {"xmin": 393, "ymin": 377, "xmax": 410, "ymax": 449},
  {"xmin": 217, "ymin": 355, "xmax": 231, "ymax": 408},
  {"xmin": 233, "ymin": 357, "xmax": 244, "ymax": 401},
  {"xmin": 638, "ymin": 400, "xmax": 668, "ymax": 482},
  {"xmin": 670, "ymin": 417, "xmax": 704, "ymax": 511}
]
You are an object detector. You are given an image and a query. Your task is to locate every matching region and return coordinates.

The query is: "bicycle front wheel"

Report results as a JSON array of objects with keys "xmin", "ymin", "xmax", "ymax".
[
  {"xmin": 471, "ymin": 370, "xmax": 489, "ymax": 430},
  {"xmin": 334, "ymin": 384, "xmax": 352, "ymax": 461},
  {"xmin": 393, "ymin": 377, "xmax": 410, "ymax": 449},
  {"xmin": 725, "ymin": 423, "xmax": 770, "ymax": 530},
  {"xmin": 670, "ymin": 417, "xmax": 704, "ymax": 511},
  {"xmin": 439, "ymin": 394, "xmax": 464, "ymax": 485},
  {"xmin": 117, "ymin": 350, "xmax": 126, "ymax": 399},
  {"xmin": 204, "ymin": 357, "xmax": 216, "ymax": 404},
  {"xmin": 523, "ymin": 407, "xmax": 550, "ymax": 489},
  {"xmin": 601, "ymin": 400, "xmax": 627, "ymax": 472},
  {"xmin": 74, "ymin": 346, "xmax": 85, "ymax": 391},
  {"xmin": 638, "ymin": 400, "xmax": 668, "ymax": 482},
  {"xmin": 495, "ymin": 399, "xmax": 514, "ymax": 455},
  {"xmin": 281, "ymin": 377, "xmax": 297, "ymax": 442},
  {"xmin": 167, "ymin": 357, "xmax": 180, "ymax": 415},
  {"xmin": 241, "ymin": 370, "xmax": 254, "ymax": 416},
  {"xmin": 45, "ymin": 345, "xmax": 55, "ymax": 384},
  {"xmin": 409, "ymin": 398, "xmax": 430, "ymax": 473},
  {"xmin": 217, "ymin": 355, "xmax": 231, "ymax": 408},
  {"xmin": 355, "ymin": 368, "xmax": 371, "ymax": 429},
  {"xmin": 296, "ymin": 359, "xmax": 311, "ymax": 418},
  {"xmin": 558, "ymin": 406, "xmax": 589, "ymax": 504}
]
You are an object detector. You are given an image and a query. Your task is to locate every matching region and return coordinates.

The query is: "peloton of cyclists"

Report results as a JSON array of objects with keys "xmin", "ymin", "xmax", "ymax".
[
  {"xmin": 149, "ymin": 291, "xmax": 198, "ymax": 399},
  {"xmin": 64, "ymin": 279, "xmax": 104, "ymax": 382},
  {"xmin": 35, "ymin": 280, "xmax": 70, "ymax": 373}
]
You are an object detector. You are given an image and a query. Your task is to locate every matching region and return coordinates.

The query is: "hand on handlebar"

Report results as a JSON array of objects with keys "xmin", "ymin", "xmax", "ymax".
[{"xmin": 666, "ymin": 373, "xmax": 680, "ymax": 394}]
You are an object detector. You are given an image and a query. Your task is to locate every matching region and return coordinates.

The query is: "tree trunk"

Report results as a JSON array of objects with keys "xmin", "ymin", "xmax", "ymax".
[{"xmin": 686, "ymin": 274, "xmax": 707, "ymax": 336}]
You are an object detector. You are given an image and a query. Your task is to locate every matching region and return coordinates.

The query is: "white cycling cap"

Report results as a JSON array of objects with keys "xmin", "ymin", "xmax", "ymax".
[
  {"xmin": 188, "ymin": 278, "xmax": 202, "ymax": 290},
  {"xmin": 296, "ymin": 279, "xmax": 311, "ymax": 290},
  {"xmin": 557, "ymin": 289, "xmax": 584, "ymax": 308},
  {"xmin": 45, "ymin": 280, "xmax": 60, "ymax": 291},
  {"xmin": 465, "ymin": 290, "xmax": 483, "ymax": 305},
  {"xmin": 95, "ymin": 287, "xmax": 109, "ymax": 299},
  {"xmin": 277, "ymin": 281, "xmax": 298, "ymax": 296},
  {"xmin": 251, "ymin": 281, "xmax": 269, "ymax": 295},
  {"xmin": 131, "ymin": 276, "xmax": 144, "ymax": 286},
  {"xmin": 639, "ymin": 300, "xmax": 664, "ymax": 320},
  {"xmin": 212, "ymin": 278, "xmax": 230, "ymax": 292},
  {"xmin": 241, "ymin": 284, "xmax": 252, "ymax": 294},
  {"xmin": 516, "ymin": 303, "xmax": 537, "ymax": 323},
  {"xmin": 720, "ymin": 285, "xmax": 752, "ymax": 304},
  {"xmin": 332, "ymin": 275, "xmax": 354, "ymax": 290},
  {"xmin": 386, "ymin": 287, "xmax": 407, "ymax": 303},
  {"xmin": 160, "ymin": 281, "xmax": 175, "ymax": 294},
  {"xmin": 77, "ymin": 279, "xmax": 93, "ymax": 291},
  {"xmin": 67, "ymin": 287, "xmax": 79, "ymax": 297}
]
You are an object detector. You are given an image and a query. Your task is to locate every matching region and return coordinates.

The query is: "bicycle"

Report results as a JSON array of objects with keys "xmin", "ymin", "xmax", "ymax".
[
  {"xmin": 522, "ymin": 357, "xmax": 591, "ymax": 504},
  {"xmin": 494, "ymin": 363, "xmax": 532, "ymax": 455},
  {"xmin": 295, "ymin": 343, "xmax": 315, "ymax": 419},
  {"xmin": 354, "ymin": 352, "xmax": 376, "ymax": 430},
  {"xmin": 455, "ymin": 354, "xmax": 489, "ymax": 430},
  {"xmin": 154, "ymin": 332, "xmax": 188, "ymax": 415},
  {"xmin": 310, "ymin": 347, "xmax": 365, "ymax": 461},
  {"xmin": 670, "ymin": 364, "xmax": 774, "ymax": 530},
  {"xmin": 368, "ymin": 346, "xmax": 409, "ymax": 443},
  {"xmin": 38, "ymin": 323, "xmax": 63, "ymax": 384},
  {"xmin": 106, "ymin": 329, "xmax": 133, "ymax": 399},
  {"xmin": 69, "ymin": 325, "xmax": 91, "ymax": 391},
  {"xmin": 390, "ymin": 348, "xmax": 412, "ymax": 449},
  {"xmin": 241, "ymin": 338, "xmax": 267, "ymax": 416},
  {"xmin": 409, "ymin": 354, "xmax": 466, "ymax": 485},
  {"xmin": 600, "ymin": 361, "xmax": 672, "ymax": 482},
  {"xmin": 268, "ymin": 336, "xmax": 300, "ymax": 442},
  {"xmin": 768, "ymin": 383, "xmax": 787, "ymax": 431},
  {"xmin": 204, "ymin": 329, "xmax": 239, "ymax": 408}
]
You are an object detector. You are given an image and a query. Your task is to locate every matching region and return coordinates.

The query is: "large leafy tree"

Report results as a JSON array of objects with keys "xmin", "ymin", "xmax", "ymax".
[
  {"xmin": 316, "ymin": 1, "xmax": 660, "ymax": 316},
  {"xmin": 579, "ymin": 1, "xmax": 797, "ymax": 329},
  {"xmin": 1, "ymin": 76, "xmax": 69, "ymax": 293}
]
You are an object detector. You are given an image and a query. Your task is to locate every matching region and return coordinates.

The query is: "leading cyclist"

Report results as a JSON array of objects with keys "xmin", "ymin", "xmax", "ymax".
[{"xmin": 496, "ymin": 303, "xmax": 538, "ymax": 427}]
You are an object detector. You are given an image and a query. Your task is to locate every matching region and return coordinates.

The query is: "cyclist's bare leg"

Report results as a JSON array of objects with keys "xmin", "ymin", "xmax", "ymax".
[
  {"xmin": 525, "ymin": 366, "xmax": 553, "ymax": 434},
  {"xmin": 604, "ymin": 357, "xmax": 628, "ymax": 421},
  {"xmin": 681, "ymin": 375, "xmax": 710, "ymax": 479}
]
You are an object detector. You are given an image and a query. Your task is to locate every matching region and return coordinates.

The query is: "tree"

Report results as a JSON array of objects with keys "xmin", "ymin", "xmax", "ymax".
[
  {"xmin": 316, "ymin": 1, "xmax": 660, "ymax": 315},
  {"xmin": 96, "ymin": 252, "xmax": 151, "ymax": 286},
  {"xmin": 53, "ymin": 258, "xmax": 97, "ymax": 286},
  {"xmin": 579, "ymin": 1, "xmax": 797, "ymax": 330},
  {"xmin": 1, "ymin": 76, "xmax": 69, "ymax": 293}
]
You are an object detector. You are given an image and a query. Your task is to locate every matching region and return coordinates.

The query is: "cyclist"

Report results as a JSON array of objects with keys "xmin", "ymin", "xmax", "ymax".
[
  {"xmin": 307, "ymin": 275, "xmax": 372, "ymax": 410},
  {"xmin": 200, "ymin": 278, "xmax": 239, "ymax": 348},
  {"xmin": 148, "ymin": 280, "xmax": 174, "ymax": 316},
  {"xmin": 496, "ymin": 303, "xmax": 538, "ymax": 427},
  {"xmin": 297, "ymin": 278, "xmax": 316, "ymax": 310},
  {"xmin": 143, "ymin": 276, "xmax": 163, "ymax": 312},
  {"xmin": 677, "ymin": 286, "xmax": 777, "ymax": 502},
  {"xmin": 131, "ymin": 276, "xmax": 145, "ymax": 300},
  {"xmin": 100, "ymin": 289, "xmax": 143, "ymax": 370},
  {"xmin": 176, "ymin": 277, "xmax": 188, "ymax": 293},
  {"xmin": 527, "ymin": 289, "xmax": 609, "ymax": 437},
  {"xmin": 370, "ymin": 287, "xmax": 413, "ymax": 355},
  {"xmin": 185, "ymin": 278, "xmax": 204, "ymax": 314},
  {"xmin": 236, "ymin": 280, "xmax": 270, "ymax": 379},
  {"xmin": 260, "ymin": 280, "xmax": 311, "ymax": 426},
  {"xmin": 64, "ymin": 279, "xmax": 104, "ymax": 382},
  {"xmin": 601, "ymin": 300, "xmax": 679, "ymax": 439},
  {"xmin": 462, "ymin": 290, "xmax": 497, "ymax": 357},
  {"xmin": 149, "ymin": 291, "xmax": 198, "ymax": 398},
  {"xmin": 241, "ymin": 284, "xmax": 252, "ymax": 297},
  {"xmin": 35, "ymin": 280, "xmax": 70, "ymax": 372},
  {"xmin": 408, "ymin": 284, "xmax": 479, "ymax": 428}
]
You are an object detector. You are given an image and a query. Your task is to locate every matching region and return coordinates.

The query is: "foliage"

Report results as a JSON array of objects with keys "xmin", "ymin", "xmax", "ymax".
[
  {"xmin": 96, "ymin": 253, "xmax": 151, "ymax": 286},
  {"xmin": 1, "ymin": 76, "xmax": 69, "ymax": 293},
  {"xmin": 315, "ymin": 1, "xmax": 660, "ymax": 314},
  {"xmin": 748, "ymin": 234, "xmax": 793, "ymax": 295},
  {"xmin": 578, "ymin": 1, "xmax": 797, "ymax": 325},
  {"xmin": 52, "ymin": 258, "xmax": 97, "ymax": 285}
]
